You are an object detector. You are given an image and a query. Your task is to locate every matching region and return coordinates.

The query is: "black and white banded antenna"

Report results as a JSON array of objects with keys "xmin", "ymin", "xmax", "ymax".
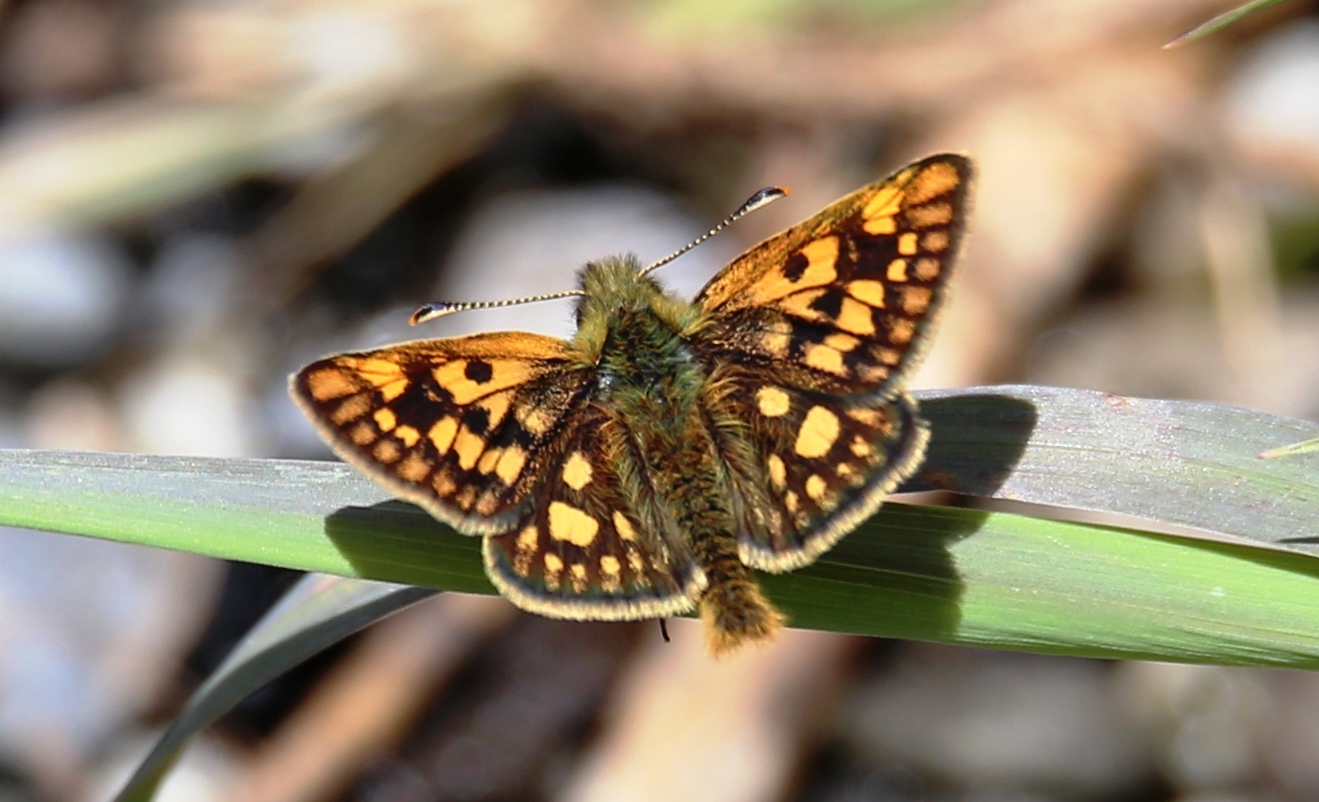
[
  {"xmin": 409, "ymin": 289, "xmax": 586, "ymax": 326},
  {"xmin": 409, "ymin": 185, "xmax": 789, "ymax": 326},
  {"xmin": 637, "ymin": 185, "xmax": 789, "ymax": 278}
]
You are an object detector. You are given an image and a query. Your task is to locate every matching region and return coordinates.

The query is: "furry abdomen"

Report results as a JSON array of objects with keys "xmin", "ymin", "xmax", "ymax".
[{"xmin": 598, "ymin": 303, "xmax": 784, "ymax": 653}]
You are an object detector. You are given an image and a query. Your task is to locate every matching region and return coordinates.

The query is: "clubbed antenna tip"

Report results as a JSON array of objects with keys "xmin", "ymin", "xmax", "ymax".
[
  {"xmin": 408, "ymin": 290, "xmax": 586, "ymax": 325},
  {"xmin": 639, "ymin": 185, "xmax": 790, "ymax": 278}
]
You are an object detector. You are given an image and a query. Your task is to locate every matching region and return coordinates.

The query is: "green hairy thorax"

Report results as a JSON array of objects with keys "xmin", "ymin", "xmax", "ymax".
[{"xmin": 570, "ymin": 254, "xmax": 703, "ymax": 404}]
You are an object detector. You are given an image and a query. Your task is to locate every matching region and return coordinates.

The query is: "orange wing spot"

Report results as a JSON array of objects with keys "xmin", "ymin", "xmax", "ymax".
[
  {"xmin": 850, "ymin": 436, "xmax": 873, "ymax": 457},
  {"xmin": 356, "ymin": 357, "xmax": 404, "ymax": 382},
  {"xmin": 760, "ymin": 329, "xmax": 792, "ymax": 357},
  {"xmin": 330, "ymin": 392, "xmax": 372, "ymax": 425},
  {"xmin": 824, "ymin": 332, "xmax": 860, "ymax": 351},
  {"xmin": 454, "ymin": 485, "xmax": 477, "ymax": 509},
  {"xmin": 902, "ymin": 286, "xmax": 933, "ymax": 315},
  {"xmin": 569, "ymin": 563, "xmax": 589, "ymax": 592},
  {"xmin": 835, "ymin": 297, "xmax": 876, "ymax": 336},
  {"xmin": 353, "ymin": 358, "xmax": 410, "ymax": 401},
  {"xmin": 784, "ymin": 490, "xmax": 800, "ymax": 514},
  {"xmin": 477, "ymin": 392, "xmax": 512, "ymax": 430},
  {"xmin": 846, "ymin": 407, "xmax": 883, "ymax": 427},
  {"xmin": 394, "ymin": 425, "xmax": 421, "ymax": 447},
  {"xmin": 549, "ymin": 501, "xmax": 599, "ymax": 547},
  {"xmin": 627, "ymin": 550, "xmax": 645, "ymax": 574},
  {"xmin": 862, "ymin": 216, "xmax": 897, "ymax": 235},
  {"xmin": 922, "ymin": 231, "xmax": 949, "ymax": 253},
  {"xmin": 373, "ymin": 407, "xmax": 397, "ymax": 432},
  {"xmin": 906, "ymin": 202, "xmax": 953, "ymax": 228},
  {"xmin": 373, "ymin": 439, "xmax": 402, "ymax": 464},
  {"xmin": 862, "ymin": 183, "xmax": 904, "ymax": 220},
  {"xmin": 495, "ymin": 445, "xmax": 528, "ymax": 485},
  {"xmin": 906, "ymin": 161, "xmax": 961, "ymax": 205},
  {"xmin": 767, "ymin": 454, "xmax": 787, "ymax": 489},
  {"xmin": 381, "ymin": 379, "xmax": 409, "ymax": 402},
  {"xmin": 889, "ymin": 317, "xmax": 916, "ymax": 344},
  {"xmin": 512, "ymin": 526, "xmax": 537, "ymax": 576},
  {"xmin": 778, "ymin": 288, "xmax": 831, "ymax": 324},
  {"xmin": 804, "ymin": 343, "xmax": 846, "ymax": 375},
  {"xmin": 396, "ymin": 452, "xmax": 430, "ymax": 483},
  {"xmin": 349, "ymin": 421, "xmax": 376, "ymax": 446},
  {"xmin": 428, "ymin": 417, "xmax": 458, "ymax": 454},
  {"xmin": 857, "ymin": 363, "xmax": 891, "ymax": 383},
  {"xmin": 805, "ymin": 474, "xmax": 827, "ymax": 501},
  {"xmin": 797, "ymin": 237, "xmax": 840, "ymax": 281},
  {"xmin": 613, "ymin": 511, "xmax": 637, "ymax": 541},
  {"xmin": 847, "ymin": 280, "xmax": 886, "ymax": 307},
  {"xmin": 886, "ymin": 259, "xmax": 909, "ymax": 283},
  {"xmin": 432, "ymin": 470, "xmax": 457, "ymax": 497},
  {"xmin": 875, "ymin": 346, "xmax": 902, "ymax": 366},
  {"xmin": 543, "ymin": 552, "xmax": 564, "ymax": 590},
  {"xmin": 562, "ymin": 451, "xmax": 594, "ymax": 490},
  {"xmin": 517, "ymin": 405, "xmax": 553, "ymax": 437},
  {"xmin": 756, "ymin": 386, "xmax": 791, "ymax": 417},
  {"xmin": 477, "ymin": 448, "xmax": 501, "ymax": 475},
  {"xmin": 599, "ymin": 555, "xmax": 622, "ymax": 593},
  {"xmin": 914, "ymin": 257, "xmax": 941, "ymax": 280},
  {"xmin": 747, "ymin": 236, "xmax": 839, "ymax": 306},
  {"xmin": 795, "ymin": 405, "xmax": 840, "ymax": 458},
  {"xmin": 304, "ymin": 367, "xmax": 360, "ymax": 401},
  {"xmin": 898, "ymin": 232, "xmax": 919, "ymax": 256},
  {"xmin": 454, "ymin": 426, "xmax": 485, "ymax": 470}
]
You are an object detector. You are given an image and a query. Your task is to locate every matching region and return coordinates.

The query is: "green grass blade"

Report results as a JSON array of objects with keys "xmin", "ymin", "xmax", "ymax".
[
  {"xmin": 1164, "ymin": 0, "xmax": 1293, "ymax": 48},
  {"xmin": 1, "ymin": 386, "xmax": 1317, "ymax": 665},
  {"xmin": 909, "ymin": 386, "xmax": 1319, "ymax": 557},
  {"xmin": 113, "ymin": 576, "xmax": 434, "ymax": 802}
]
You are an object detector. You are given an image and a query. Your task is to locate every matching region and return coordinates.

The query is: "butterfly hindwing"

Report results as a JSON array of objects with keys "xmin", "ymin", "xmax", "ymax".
[
  {"xmin": 483, "ymin": 407, "xmax": 706, "ymax": 619},
  {"xmin": 693, "ymin": 153, "xmax": 970, "ymax": 399},
  {"xmin": 705, "ymin": 374, "xmax": 929, "ymax": 571},
  {"xmin": 291, "ymin": 331, "xmax": 594, "ymax": 535}
]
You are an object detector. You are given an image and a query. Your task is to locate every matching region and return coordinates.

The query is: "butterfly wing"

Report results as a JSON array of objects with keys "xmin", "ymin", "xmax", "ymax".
[
  {"xmin": 483, "ymin": 405, "xmax": 707, "ymax": 619},
  {"xmin": 291, "ymin": 331, "xmax": 594, "ymax": 535},
  {"xmin": 705, "ymin": 374, "xmax": 929, "ymax": 571},
  {"xmin": 692, "ymin": 154, "xmax": 971, "ymax": 569},
  {"xmin": 693, "ymin": 153, "xmax": 971, "ymax": 400}
]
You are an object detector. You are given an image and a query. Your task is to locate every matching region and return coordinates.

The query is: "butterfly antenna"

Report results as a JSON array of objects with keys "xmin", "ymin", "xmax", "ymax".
[
  {"xmin": 638, "ymin": 186, "xmax": 789, "ymax": 278},
  {"xmin": 409, "ymin": 289, "xmax": 586, "ymax": 325}
]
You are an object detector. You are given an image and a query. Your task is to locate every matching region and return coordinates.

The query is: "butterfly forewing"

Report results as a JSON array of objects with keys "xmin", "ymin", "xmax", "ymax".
[
  {"xmin": 693, "ymin": 154, "xmax": 970, "ymax": 399},
  {"xmin": 291, "ymin": 331, "xmax": 594, "ymax": 535},
  {"xmin": 484, "ymin": 407, "xmax": 706, "ymax": 619}
]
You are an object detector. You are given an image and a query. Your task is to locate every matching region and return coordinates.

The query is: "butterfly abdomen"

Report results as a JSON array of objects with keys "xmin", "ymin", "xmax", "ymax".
[
  {"xmin": 616, "ymin": 381, "xmax": 784, "ymax": 654},
  {"xmin": 690, "ymin": 526, "xmax": 785, "ymax": 654},
  {"xmin": 658, "ymin": 419, "xmax": 785, "ymax": 654}
]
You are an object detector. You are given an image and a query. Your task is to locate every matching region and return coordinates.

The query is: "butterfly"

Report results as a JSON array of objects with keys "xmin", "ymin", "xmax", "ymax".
[{"xmin": 291, "ymin": 154, "xmax": 972, "ymax": 654}]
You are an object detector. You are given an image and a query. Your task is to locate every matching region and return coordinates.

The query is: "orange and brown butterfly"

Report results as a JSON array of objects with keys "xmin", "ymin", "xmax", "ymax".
[{"xmin": 291, "ymin": 154, "xmax": 972, "ymax": 654}]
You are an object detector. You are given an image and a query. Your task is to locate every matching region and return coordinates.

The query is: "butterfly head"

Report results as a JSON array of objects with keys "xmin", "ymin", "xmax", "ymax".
[{"xmin": 571, "ymin": 254, "xmax": 695, "ymax": 360}]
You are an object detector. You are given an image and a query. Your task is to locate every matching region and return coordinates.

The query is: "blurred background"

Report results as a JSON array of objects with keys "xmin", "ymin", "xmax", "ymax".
[{"xmin": 1, "ymin": 0, "xmax": 1318, "ymax": 800}]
